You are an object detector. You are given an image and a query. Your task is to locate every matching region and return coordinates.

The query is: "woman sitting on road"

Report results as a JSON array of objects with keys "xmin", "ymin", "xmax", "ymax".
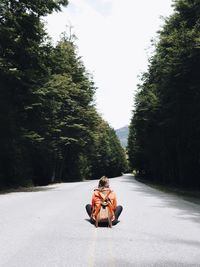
[{"xmin": 85, "ymin": 176, "xmax": 123, "ymax": 226}]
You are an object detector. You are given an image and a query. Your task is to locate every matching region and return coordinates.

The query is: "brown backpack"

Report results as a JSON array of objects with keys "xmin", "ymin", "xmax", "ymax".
[{"xmin": 95, "ymin": 190, "xmax": 113, "ymax": 228}]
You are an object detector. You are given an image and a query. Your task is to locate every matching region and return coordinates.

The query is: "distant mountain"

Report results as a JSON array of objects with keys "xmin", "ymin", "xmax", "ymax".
[{"xmin": 115, "ymin": 125, "xmax": 129, "ymax": 148}]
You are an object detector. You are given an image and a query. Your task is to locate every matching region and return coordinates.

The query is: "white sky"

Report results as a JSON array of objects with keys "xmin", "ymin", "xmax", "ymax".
[{"xmin": 45, "ymin": 0, "xmax": 173, "ymax": 129}]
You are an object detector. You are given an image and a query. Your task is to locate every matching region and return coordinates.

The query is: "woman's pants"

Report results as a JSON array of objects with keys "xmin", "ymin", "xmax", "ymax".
[{"xmin": 85, "ymin": 204, "xmax": 123, "ymax": 225}]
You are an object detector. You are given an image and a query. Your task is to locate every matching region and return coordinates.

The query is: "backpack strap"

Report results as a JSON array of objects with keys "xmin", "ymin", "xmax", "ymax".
[
  {"xmin": 98, "ymin": 190, "xmax": 111, "ymax": 201},
  {"xmin": 97, "ymin": 190, "xmax": 112, "ymax": 208},
  {"xmin": 95, "ymin": 190, "xmax": 114, "ymax": 227},
  {"xmin": 91, "ymin": 189, "xmax": 113, "ymax": 221}
]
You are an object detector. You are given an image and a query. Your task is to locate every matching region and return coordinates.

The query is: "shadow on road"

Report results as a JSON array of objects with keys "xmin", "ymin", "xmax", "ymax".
[
  {"xmin": 101, "ymin": 259, "xmax": 196, "ymax": 267},
  {"xmin": 96, "ymin": 259, "xmax": 194, "ymax": 267},
  {"xmin": 84, "ymin": 218, "xmax": 120, "ymax": 227},
  {"xmin": 121, "ymin": 175, "xmax": 200, "ymax": 225}
]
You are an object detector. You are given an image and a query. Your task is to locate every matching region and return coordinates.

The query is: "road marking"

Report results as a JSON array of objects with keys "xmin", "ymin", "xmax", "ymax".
[
  {"xmin": 88, "ymin": 227, "xmax": 116, "ymax": 267},
  {"xmin": 108, "ymin": 229, "xmax": 116, "ymax": 267},
  {"xmin": 88, "ymin": 228, "xmax": 97, "ymax": 267}
]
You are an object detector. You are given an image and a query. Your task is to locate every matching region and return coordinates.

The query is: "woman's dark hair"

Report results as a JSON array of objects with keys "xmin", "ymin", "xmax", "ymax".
[{"xmin": 98, "ymin": 176, "xmax": 109, "ymax": 188}]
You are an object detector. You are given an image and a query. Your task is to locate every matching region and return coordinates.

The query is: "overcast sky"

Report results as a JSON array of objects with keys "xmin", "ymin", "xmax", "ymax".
[{"xmin": 45, "ymin": 0, "xmax": 173, "ymax": 129}]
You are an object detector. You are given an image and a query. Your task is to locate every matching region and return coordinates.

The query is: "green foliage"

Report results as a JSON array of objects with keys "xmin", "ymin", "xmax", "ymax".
[
  {"xmin": 90, "ymin": 117, "xmax": 128, "ymax": 179},
  {"xmin": 0, "ymin": 0, "xmax": 67, "ymax": 187},
  {"xmin": 128, "ymin": 0, "xmax": 200, "ymax": 188},
  {"xmin": 0, "ymin": 0, "xmax": 127, "ymax": 188}
]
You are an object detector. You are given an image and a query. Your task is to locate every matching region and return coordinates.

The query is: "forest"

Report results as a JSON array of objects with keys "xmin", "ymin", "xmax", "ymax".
[
  {"xmin": 2, "ymin": 0, "xmax": 200, "ymax": 191},
  {"xmin": 0, "ymin": 0, "xmax": 127, "ymax": 188},
  {"xmin": 128, "ymin": 0, "xmax": 200, "ymax": 189}
]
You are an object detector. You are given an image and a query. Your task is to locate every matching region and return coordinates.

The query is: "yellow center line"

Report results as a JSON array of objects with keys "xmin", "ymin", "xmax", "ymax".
[
  {"xmin": 88, "ymin": 227, "xmax": 97, "ymax": 267},
  {"xmin": 108, "ymin": 229, "xmax": 116, "ymax": 267},
  {"xmin": 88, "ymin": 226, "xmax": 116, "ymax": 267}
]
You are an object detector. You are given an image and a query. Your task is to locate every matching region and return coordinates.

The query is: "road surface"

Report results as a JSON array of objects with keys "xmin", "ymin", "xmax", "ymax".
[{"xmin": 0, "ymin": 175, "xmax": 200, "ymax": 266}]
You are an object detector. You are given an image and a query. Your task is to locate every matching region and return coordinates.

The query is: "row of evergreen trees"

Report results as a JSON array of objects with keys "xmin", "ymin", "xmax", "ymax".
[
  {"xmin": 128, "ymin": 0, "xmax": 200, "ymax": 189},
  {"xmin": 0, "ymin": 0, "xmax": 127, "ymax": 188}
]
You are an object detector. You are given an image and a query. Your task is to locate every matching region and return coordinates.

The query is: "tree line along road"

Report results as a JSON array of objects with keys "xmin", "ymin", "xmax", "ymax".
[{"xmin": 0, "ymin": 175, "xmax": 200, "ymax": 267}]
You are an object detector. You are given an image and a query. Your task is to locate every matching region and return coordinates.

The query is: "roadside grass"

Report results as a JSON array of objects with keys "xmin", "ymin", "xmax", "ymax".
[
  {"xmin": 136, "ymin": 177, "xmax": 200, "ymax": 205},
  {"xmin": 0, "ymin": 185, "xmax": 55, "ymax": 195}
]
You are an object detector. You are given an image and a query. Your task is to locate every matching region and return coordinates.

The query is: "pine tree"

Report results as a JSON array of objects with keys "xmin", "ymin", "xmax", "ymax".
[{"xmin": 128, "ymin": 0, "xmax": 200, "ymax": 188}]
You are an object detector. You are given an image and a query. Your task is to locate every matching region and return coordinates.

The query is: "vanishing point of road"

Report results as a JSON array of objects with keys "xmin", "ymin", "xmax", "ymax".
[{"xmin": 0, "ymin": 175, "xmax": 200, "ymax": 267}]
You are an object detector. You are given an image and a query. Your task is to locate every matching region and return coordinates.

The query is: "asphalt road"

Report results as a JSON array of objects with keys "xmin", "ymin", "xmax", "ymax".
[{"xmin": 0, "ymin": 175, "xmax": 200, "ymax": 267}]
